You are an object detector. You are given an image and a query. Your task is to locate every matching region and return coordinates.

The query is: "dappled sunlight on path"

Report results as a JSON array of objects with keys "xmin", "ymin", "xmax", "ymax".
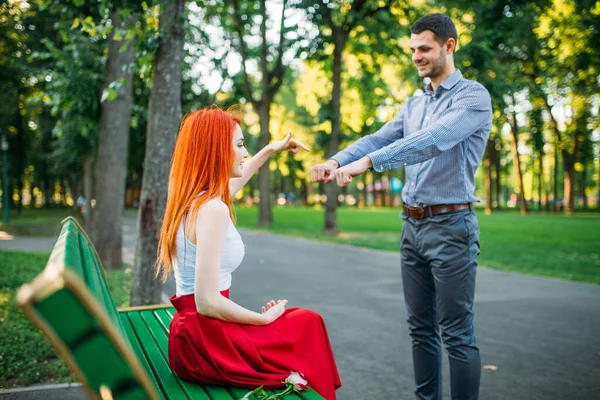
[{"xmin": 0, "ymin": 231, "xmax": 15, "ymax": 240}]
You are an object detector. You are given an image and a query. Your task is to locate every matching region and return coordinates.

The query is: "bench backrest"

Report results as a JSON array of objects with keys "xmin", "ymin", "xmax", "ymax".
[{"xmin": 17, "ymin": 217, "xmax": 158, "ymax": 400}]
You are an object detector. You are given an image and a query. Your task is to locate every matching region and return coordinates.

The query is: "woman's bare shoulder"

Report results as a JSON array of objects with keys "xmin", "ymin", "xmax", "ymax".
[{"xmin": 196, "ymin": 197, "xmax": 229, "ymax": 221}]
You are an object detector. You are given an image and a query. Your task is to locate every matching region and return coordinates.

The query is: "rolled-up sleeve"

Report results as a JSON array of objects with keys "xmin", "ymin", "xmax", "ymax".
[
  {"xmin": 368, "ymin": 84, "xmax": 491, "ymax": 172},
  {"xmin": 331, "ymin": 107, "xmax": 405, "ymax": 167}
]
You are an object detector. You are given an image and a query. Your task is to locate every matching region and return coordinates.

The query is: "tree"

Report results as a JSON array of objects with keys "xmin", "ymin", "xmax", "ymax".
[
  {"xmin": 25, "ymin": 1, "xmax": 105, "ymax": 213},
  {"xmin": 226, "ymin": 0, "xmax": 309, "ymax": 226},
  {"xmin": 131, "ymin": 0, "xmax": 186, "ymax": 306},
  {"xmin": 91, "ymin": 10, "xmax": 137, "ymax": 269},
  {"xmin": 304, "ymin": 0, "xmax": 397, "ymax": 234},
  {"xmin": 506, "ymin": 95, "xmax": 528, "ymax": 214},
  {"xmin": 534, "ymin": 0, "xmax": 599, "ymax": 213}
]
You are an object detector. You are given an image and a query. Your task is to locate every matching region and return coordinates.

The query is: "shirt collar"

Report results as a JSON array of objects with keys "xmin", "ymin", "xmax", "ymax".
[{"xmin": 424, "ymin": 70, "xmax": 463, "ymax": 95}]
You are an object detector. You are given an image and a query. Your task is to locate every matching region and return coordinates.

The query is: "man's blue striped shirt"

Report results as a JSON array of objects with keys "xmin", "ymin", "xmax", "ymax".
[{"xmin": 332, "ymin": 70, "xmax": 492, "ymax": 206}]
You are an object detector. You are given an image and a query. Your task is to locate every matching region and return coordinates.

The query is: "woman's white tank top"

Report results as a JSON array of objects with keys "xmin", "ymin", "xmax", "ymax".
[{"xmin": 173, "ymin": 212, "xmax": 245, "ymax": 296}]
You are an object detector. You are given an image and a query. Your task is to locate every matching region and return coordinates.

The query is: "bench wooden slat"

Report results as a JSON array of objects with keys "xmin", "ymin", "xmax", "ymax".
[
  {"xmin": 150, "ymin": 308, "xmax": 231, "ymax": 399},
  {"xmin": 34, "ymin": 288, "xmax": 141, "ymax": 396},
  {"xmin": 296, "ymin": 390, "xmax": 326, "ymax": 399},
  {"xmin": 119, "ymin": 313, "xmax": 167, "ymax": 400},
  {"xmin": 152, "ymin": 309, "xmax": 257, "ymax": 400},
  {"xmin": 77, "ymin": 233, "xmax": 124, "ymax": 331},
  {"xmin": 151, "ymin": 308, "xmax": 174, "ymax": 335},
  {"xmin": 140, "ymin": 309, "xmax": 226, "ymax": 400},
  {"xmin": 126, "ymin": 309, "xmax": 213, "ymax": 400},
  {"xmin": 60, "ymin": 222, "xmax": 86, "ymax": 279},
  {"xmin": 126, "ymin": 311, "xmax": 191, "ymax": 400},
  {"xmin": 228, "ymin": 387, "xmax": 306, "ymax": 400},
  {"xmin": 18, "ymin": 270, "xmax": 155, "ymax": 399}
]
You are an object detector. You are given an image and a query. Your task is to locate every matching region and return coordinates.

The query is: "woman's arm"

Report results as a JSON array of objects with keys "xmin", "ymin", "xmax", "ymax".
[
  {"xmin": 228, "ymin": 144, "xmax": 275, "ymax": 197},
  {"xmin": 193, "ymin": 199, "xmax": 285, "ymax": 325},
  {"xmin": 229, "ymin": 133, "xmax": 309, "ymax": 197}
]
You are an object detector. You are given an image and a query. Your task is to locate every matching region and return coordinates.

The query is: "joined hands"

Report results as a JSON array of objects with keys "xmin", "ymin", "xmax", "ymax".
[{"xmin": 311, "ymin": 156, "xmax": 372, "ymax": 187}]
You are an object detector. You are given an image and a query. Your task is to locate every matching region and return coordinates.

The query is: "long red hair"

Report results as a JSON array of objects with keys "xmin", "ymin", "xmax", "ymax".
[{"xmin": 156, "ymin": 106, "xmax": 241, "ymax": 281}]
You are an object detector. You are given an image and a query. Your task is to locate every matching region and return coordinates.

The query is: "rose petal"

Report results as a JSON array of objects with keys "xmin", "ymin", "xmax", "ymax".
[
  {"xmin": 286, "ymin": 371, "xmax": 308, "ymax": 386},
  {"xmin": 483, "ymin": 365, "xmax": 498, "ymax": 371},
  {"xmin": 295, "ymin": 383, "xmax": 308, "ymax": 391}
]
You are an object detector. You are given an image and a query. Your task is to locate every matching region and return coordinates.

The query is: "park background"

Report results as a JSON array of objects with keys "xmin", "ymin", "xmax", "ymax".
[{"xmin": 1, "ymin": 0, "xmax": 599, "ymax": 395}]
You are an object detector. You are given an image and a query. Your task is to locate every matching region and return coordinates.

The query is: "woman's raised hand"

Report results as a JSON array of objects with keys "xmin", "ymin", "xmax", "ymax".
[
  {"xmin": 261, "ymin": 299, "xmax": 288, "ymax": 324},
  {"xmin": 269, "ymin": 132, "xmax": 310, "ymax": 155}
]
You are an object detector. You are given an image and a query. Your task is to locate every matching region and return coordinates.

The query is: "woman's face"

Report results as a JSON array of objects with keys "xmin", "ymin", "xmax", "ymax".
[{"xmin": 231, "ymin": 125, "xmax": 249, "ymax": 178}]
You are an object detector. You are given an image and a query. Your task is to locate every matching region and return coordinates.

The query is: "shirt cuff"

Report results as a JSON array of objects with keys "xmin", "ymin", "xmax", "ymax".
[
  {"xmin": 367, "ymin": 148, "xmax": 393, "ymax": 172},
  {"xmin": 330, "ymin": 153, "xmax": 350, "ymax": 168}
]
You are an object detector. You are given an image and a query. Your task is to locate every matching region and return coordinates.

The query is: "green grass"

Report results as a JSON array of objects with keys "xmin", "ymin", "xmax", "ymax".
[
  {"xmin": 235, "ymin": 206, "xmax": 600, "ymax": 285},
  {"xmin": 0, "ymin": 208, "xmax": 74, "ymax": 237},
  {"xmin": 3, "ymin": 206, "xmax": 598, "ymax": 284},
  {"xmin": 0, "ymin": 250, "xmax": 132, "ymax": 389}
]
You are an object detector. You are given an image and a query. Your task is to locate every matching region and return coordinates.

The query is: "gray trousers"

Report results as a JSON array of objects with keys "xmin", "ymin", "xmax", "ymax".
[{"xmin": 401, "ymin": 209, "xmax": 481, "ymax": 400}]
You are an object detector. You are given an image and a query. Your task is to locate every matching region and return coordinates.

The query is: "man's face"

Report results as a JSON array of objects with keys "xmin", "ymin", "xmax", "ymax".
[{"xmin": 410, "ymin": 30, "xmax": 447, "ymax": 79}]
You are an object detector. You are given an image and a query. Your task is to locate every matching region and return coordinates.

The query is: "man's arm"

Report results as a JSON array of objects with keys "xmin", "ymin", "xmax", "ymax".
[
  {"xmin": 368, "ymin": 84, "xmax": 491, "ymax": 172},
  {"xmin": 330, "ymin": 106, "xmax": 406, "ymax": 167}
]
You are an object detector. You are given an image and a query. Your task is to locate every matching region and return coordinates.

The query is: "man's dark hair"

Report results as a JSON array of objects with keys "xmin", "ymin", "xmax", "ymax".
[{"xmin": 411, "ymin": 13, "xmax": 458, "ymax": 47}]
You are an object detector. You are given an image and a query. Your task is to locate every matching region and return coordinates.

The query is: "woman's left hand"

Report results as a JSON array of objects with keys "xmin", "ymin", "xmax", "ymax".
[
  {"xmin": 269, "ymin": 132, "xmax": 310, "ymax": 154},
  {"xmin": 261, "ymin": 299, "xmax": 286, "ymax": 314}
]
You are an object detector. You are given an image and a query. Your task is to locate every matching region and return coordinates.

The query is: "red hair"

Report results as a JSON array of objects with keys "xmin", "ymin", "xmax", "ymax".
[{"xmin": 156, "ymin": 105, "xmax": 241, "ymax": 281}]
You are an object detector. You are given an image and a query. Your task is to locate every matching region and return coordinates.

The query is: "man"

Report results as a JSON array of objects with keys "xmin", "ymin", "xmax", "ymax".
[{"xmin": 311, "ymin": 13, "xmax": 492, "ymax": 400}]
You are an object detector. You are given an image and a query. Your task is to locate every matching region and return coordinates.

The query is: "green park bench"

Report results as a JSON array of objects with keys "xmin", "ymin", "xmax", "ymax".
[{"xmin": 16, "ymin": 217, "xmax": 324, "ymax": 400}]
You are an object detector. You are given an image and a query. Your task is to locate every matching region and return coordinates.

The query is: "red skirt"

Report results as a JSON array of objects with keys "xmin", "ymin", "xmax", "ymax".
[{"xmin": 168, "ymin": 291, "xmax": 342, "ymax": 400}]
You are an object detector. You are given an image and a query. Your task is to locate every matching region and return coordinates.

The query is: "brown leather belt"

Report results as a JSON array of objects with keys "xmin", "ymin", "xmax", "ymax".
[{"xmin": 402, "ymin": 203, "xmax": 472, "ymax": 219}]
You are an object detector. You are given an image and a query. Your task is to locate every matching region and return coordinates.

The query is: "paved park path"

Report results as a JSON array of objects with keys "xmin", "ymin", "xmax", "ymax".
[{"xmin": 2, "ymin": 217, "xmax": 599, "ymax": 400}]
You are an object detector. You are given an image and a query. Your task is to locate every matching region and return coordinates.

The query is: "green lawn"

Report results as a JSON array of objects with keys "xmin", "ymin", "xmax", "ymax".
[
  {"xmin": 235, "ymin": 206, "xmax": 600, "ymax": 285},
  {"xmin": 0, "ymin": 208, "xmax": 74, "ymax": 237},
  {"xmin": 3, "ymin": 206, "xmax": 598, "ymax": 284},
  {"xmin": 0, "ymin": 250, "xmax": 131, "ymax": 389}
]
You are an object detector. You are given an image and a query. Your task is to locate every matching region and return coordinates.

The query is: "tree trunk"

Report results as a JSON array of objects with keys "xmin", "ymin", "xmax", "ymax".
[
  {"xmin": 257, "ymin": 101, "xmax": 272, "ymax": 226},
  {"xmin": 90, "ymin": 11, "xmax": 136, "ymax": 270},
  {"xmin": 83, "ymin": 156, "xmax": 94, "ymax": 229},
  {"xmin": 130, "ymin": 0, "xmax": 185, "ymax": 306},
  {"xmin": 541, "ymin": 94, "xmax": 582, "ymax": 214},
  {"xmin": 508, "ymin": 115, "xmax": 527, "ymax": 214},
  {"xmin": 362, "ymin": 172, "xmax": 368, "ymax": 207},
  {"xmin": 562, "ymin": 150, "xmax": 575, "ymax": 214},
  {"xmin": 17, "ymin": 179, "xmax": 23, "ymax": 214},
  {"xmin": 494, "ymin": 143, "xmax": 502, "ymax": 209},
  {"xmin": 40, "ymin": 122, "xmax": 53, "ymax": 209},
  {"xmin": 598, "ymin": 158, "xmax": 600, "ymax": 210},
  {"xmin": 581, "ymin": 167, "xmax": 587, "ymax": 209},
  {"xmin": 15, "ymin": 95, "xmax": 25, "ymax": 214},
  {"xmin": 324, "ymin": 28, "xmax": 347, "ymax": 235},
  {"xmin": 538, "ymin": 149, "xmax": 544, "ymax": 210},
  {"xmin": 384, "ymin": 172, "xmax": 392, "ymax": 207},
  {"xmin": 43, "ymin": 177, "xmax": 51, "ymax": 209},
  {"xmin": 553, "ymin": 138, "xmax": 559, "ymax": 211},
  {"xmin": 28, "ymin": 184, "xmax": 34, "ymax": 208},
  {"xmin": 300, "ymin": 179, "xmax": 308, "ymax": 205},
  {"xmin": 484, "ymin": 139, "xmax": 493, "ymax": 214}
]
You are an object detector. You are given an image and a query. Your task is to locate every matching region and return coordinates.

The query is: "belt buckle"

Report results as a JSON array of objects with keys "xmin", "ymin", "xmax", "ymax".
[{"xmin": 408, "ymin": 205, "xmax": 425, "ymax": 219}]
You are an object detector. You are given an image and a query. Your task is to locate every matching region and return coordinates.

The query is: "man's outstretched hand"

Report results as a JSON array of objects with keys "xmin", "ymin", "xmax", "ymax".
[
  {"xmin": 335, "ymin": 156, "xmax": 372, "ymax": 187},
  {"xmin": 311, "ymin": 159, "xmax": 339, "ymax": 184}
]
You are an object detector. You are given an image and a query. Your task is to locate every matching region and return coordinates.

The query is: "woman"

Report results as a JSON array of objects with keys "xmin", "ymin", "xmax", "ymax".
[{"xmin": 156, "ymin": 106, "xmax": 341, "ymax": 400}]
